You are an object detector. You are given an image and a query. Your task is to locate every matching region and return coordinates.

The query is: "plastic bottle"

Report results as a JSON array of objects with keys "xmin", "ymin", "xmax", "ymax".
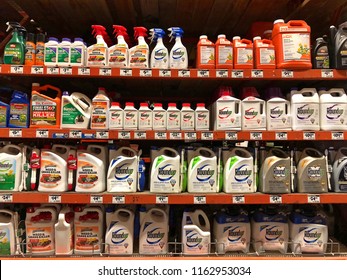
[
  {"xmin": 0, "ymin": 144, "xmax": 23, "ymax": 191},
  {"xmin": 55, "ymin": 206, "xmax": 74, "ymax": 255},
  {"xmin": 333, "ymin": 23, "xmax": 347, "ymax": 69},
  {"xmin": 109, "ymin": 25, "xmax": 129, "ymax": 67},
  {"xmin": 129, "ymin": 27, "xmax": 149, "ymax": 68},
  {"xmin": 9, "ymin": 90, "xmax": 30, "ymax": 128},
  {"xmin": 233, "ymin": 36, "xmax": 253, "ymax": 69},
  {"xmin": 35, "ymin": 33, "xmax": 45, "ymax": 65},
  {"xmin": 153, "ymin": 103, "xmax": 167, "ymax": 130},
  {"xmin": 70, "ymin": 38, "xmax": 86, "ymax": 67},
  {"xmin": 196, "ymin": 35, "xmax": 215, "ymax": 69},
  {"xmin": 215, "ymin": 34, "xmax": 233, "ymax": 69},
  {"xmin": 253, "ymin": 36, "xmax": 275, "ymax": 69},
  {"xmin": 150, "ymin": 28, "xmax": 169, "ymax": 69},
  {"xmin": 195, "ymin": 103, "xmax": 209, "ymax": 130},
  {"xmin": 91, "ymin": 87, "xmax": 110, "ymax": 130},
  {"xmin": 123, "ymin": 102, "xmax": 138, "ymax": 130},
  {"xmin": 313, "ymin": 37, "xmax": 329, "ymax": 69},
  {"xmin": 44, "ymin": 37, "xmax": 59, "ymax": 66},
  {"xmin": 167, "ymin": 103, "xmax": 180, "ymax": 130},
  {"xmin": 57, "ymin": 38, "xmax": 71, "ymax": 66},
  {"xmin": 168, "ymin": 27, "xmax": 188, "ymax": 69},
  {"xmin": 3, "ymin": 22, "xmax": 25, "ymax": 65},
  {"xmin": 138, "ymin": 102, "xmax": 152, "ymax": 130},
  {"xmin": 0, "ymin": 99, "xmax": 10, "ymax": 128},
  {"xmin": 25, "ymin": 33, "xmax": 36, "ymax": 66},
  {"xmin": 181, "ymin": 103, "xmax": 195, "ymax": 130},
  {"xmin": 0, "ymin": 209, "xmax": 18, "ymax": 255},
  {"xmin": 87, "ymin": 25, "xmax": 109, "ymax": 67},
  {"xmin": 109, "ymin": 102, "xmax": 124, "ymax": 129}
]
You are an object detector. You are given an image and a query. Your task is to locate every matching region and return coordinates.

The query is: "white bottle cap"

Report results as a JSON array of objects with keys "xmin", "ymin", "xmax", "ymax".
[
  {"xmin": 232, "ymin": 36, "xmax": 241, "ymax": 40},
  {"xmin": 200, "ymin": 35, "xmax": 208, "ymax": 39},
  {"xmin": 218, "ymin": 34, "xmax": 226, "ymax": 38},
  {"xmin": 274, "ymin": 19, "xmax": 285, "ymax": 24},
  {"xmin": 253, "ymin": 36, "xmax": 261, "ymax": 41}
]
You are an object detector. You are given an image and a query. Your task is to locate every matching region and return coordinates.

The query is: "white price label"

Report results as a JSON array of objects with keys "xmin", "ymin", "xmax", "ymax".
[
  {"xmin": 184, "ymin": 132, "xmax": 197, "ymax": 140},
  {"xmin": 78, "ymin": 67, "xmax": 90, "ymax": 75},
  {"xmin": 96, "ymin": 131, "xmax": 109, "ymax": 139},
  {"xmin": 169, "ymin": 132, "xmax": 182, "ymax": 140},
  {"xmin": 216, "ymin": 70, "xmax": 228, "ymax": 78},
  {"xmin": 275, "ymin": 132, "xmax": 288, "ymax": 140},
  {"xmin": 69, "ymin": 130, "xmax": 82, "ymax": 138},
  {"xmin": 159, "ymin": 69, "xmax": 171, "ymax": 77},
  {"xmin": 60, "ymin": 67, "xmax": 72, "ymax": 75},
  {"xmin": 9, "ymin": 129, "xmax": 22, "ymax": 138},
  {"xmin": 156, "ymin": 195, "xmax": 169, "ymax": 204},
  {"xmin": 49, "ymin": 195, "xmax": 61, "ymax": 203},
  {"xmin": 118, "ymin": 131, "xmax": 131, "ymax": 139},
  {"xmin": 36, "ymin": 129, "xmax": 49, "ymax": 138},
  {"xmin": 225, "ymin": 132, "xmax": 238, "ymax": 140},
  {"xmin": 303, "ymin": 132, "xmax": 316, "ymax": 140},
  {"xmin": 198, "ymin": 70, "xmax": 210, "ymax": 77},
  {"xmin": 321, "ymin": 69, "xmax": 334, "ymax": 78},
  {"xmin": 178, "ymin": 70, "xmax": 190, "ymax": 77},
  {"xmin": 10, "ymin": 65, "xmax": 23, "ymax": 74},
  {"xmin": 155, "ymin": 131, "xmax": 167, "ymax": 140},
  {"xmin": 99, "ymin": 68, "xmax": 111, "ymax": 76},
  {"xmin": 232, "ymin": 70, "xmax": 244, "ymax": 78},
  {"xmin": 250, "ymin": 132, "xmax": 262, "ymax": 140},
  {"xmin": 201, "ymin": 132, "xmax": 214, "ymax": 140},
  {"xmin": 281, "ymin": 70, "xmax": 294, "ymax": 78},
  {"xmin": 120, "ymin": 68, "xmax": 132, "ymax": 76},
  {"xmin": 112, "ymin": 196, "xmax": 125, "ymax": 204},
  {"xmin": 332, "ymin": 132, "xmax": 344, "ymax": 140},
  {"xmin": 194, "ymin": 196, "xmax": 206, "ymax": 204},
  {"xmin": 307, "ymin": 195, "xmax": 320, "ymax": 203},
  {"xmin": 0, "ymin": 194, "xmax": 13, "ymax": 203},
  {"xmin": 251, "ymin": 69, "xmax": 264, "ymax": 78},
  {"xmin": 140, "ymin": 69, "xmax": 152, "ymax": 77},
  {"xmin": 233, "ymin": 195, "xmax": 245, "ymax": 204},
  {"xmin": 134, "ymin": 131, "xmax": 147, "ymax": 139},
  {"xmin": 31, "ymin": 66, "xmax": 44, "ymax": 74},
  {"xmin": 270, "ymin": 195, "xmax": 282, "ymax": 204},
  {"xmin": 47, "ymin": 66, "xmax": 59, "ymax": 75},
  {"xmin": 90, "ymin": 195, "xmax": 103, "ymax": 204}
]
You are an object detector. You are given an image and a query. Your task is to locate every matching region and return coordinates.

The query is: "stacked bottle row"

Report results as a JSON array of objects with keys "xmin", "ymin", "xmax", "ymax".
[{"xmin": 0, "ymin": 204, "xmax": 331, "ymax": 256}]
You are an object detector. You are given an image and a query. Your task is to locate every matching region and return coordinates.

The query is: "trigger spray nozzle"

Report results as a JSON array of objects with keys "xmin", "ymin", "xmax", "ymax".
[
  {"xmin": 133, "ymin": 27, "xmax": 148, "ymax": 39},
  {"xmin": 168, "ymin": 27, "xmax": 184, "ymax": 42},
  {"xmin": 6, "ymin": 21, "xmax": 22, "ymax": 33},
  {"xmin": 149, "ymin": 28, "xmax": 165, "ymax": 44}
]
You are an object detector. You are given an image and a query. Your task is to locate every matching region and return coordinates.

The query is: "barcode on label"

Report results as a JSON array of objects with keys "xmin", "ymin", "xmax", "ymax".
[
  {"xmin": 225, "ymin": 132, "xmax": 238, "ymax": 140},
  {"xmin": 194, "ymin": 196, "xmax": 206, "ymax": 204},
  {"xmin": 232, "ymin": 70, "xmax": 244, "ymax": 78},
  {"xmin": 112, "ymin": 196, "xmax": 125, "ymax": 204},
  {"xmin": 90, "ymin": 195, "xmax": 103, "ymax": 204},
  {"xmin": 233, "ymin": 195, "xmax": 245, "ymax": 204},
  {"xmin": 156, "ymin": 195, "xmax": 169, "ymax": 204},
  {"xmin": 120, "ymin": 69, "xmax": 132, "ymax": 76}
]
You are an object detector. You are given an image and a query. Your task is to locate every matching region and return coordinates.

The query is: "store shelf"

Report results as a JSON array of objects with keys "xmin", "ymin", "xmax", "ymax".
[{"xmin": 1, "ymin": 64, "xmax": 347, "ymax": 80}]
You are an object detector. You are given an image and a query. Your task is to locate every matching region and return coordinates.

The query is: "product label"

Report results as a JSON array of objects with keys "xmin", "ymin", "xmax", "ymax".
[
  {"xmin": 257, "ymin": 224, "xmax": 286, "ymax": 251},
  {"xmin": 217, "ymin": 45, "xmax": 233, "ymax": 65},
  {"xmin": 181, "ymin": 111, "xmax": 194, "ymax": 130},
  {"xmin": 140, "ymin": 222, "xmax": 167, "ymax": 254},
  {"xmin": 109, "ymin": 109, "xmax": 123, "ymax": 129},
  {"xmin": 242, "ymin": 104, "xmax": 265, "ymax": 129},
  {"xmin": 129, "ymin": 46, "xmax": 148, "ymax": 68},
  {"xmin": 167, "ymin": 110, "xmax": 180, "ymax": 130},
  {"xmin": 31, "ymin": 95, "xmax": 57, "ymax": 126},
  {"xmin": 151, "ymin": 157, "xmax": 179, "ymax": 192},
  {"xmin": 190, "ymin": 157, "xmax": 217, "ymax": 192},
  {"xmin": 108, "ymin": 159, "xmax": 136, "ymax": 192},
  {"xmin": 91, "ymin": 101, "xmax": 108, "ymax": 129},
  {"xmin": 295, "ymin": 103, "xmax": 319, "ymax": 127},
  {"xmin": 266, "ymin": 163, "xmax": 290, "ymax": 192},
  {"xmin": 307, "ymin": 165, "xmax": 322, "ymax": 181},
  {"xmin": 199, "ymin": 46, "xmax": 215, "ymax": 65},
  {"xmin": 184, "ymin": 228, "xmax": 209, "ymax": 254},
  {"xmin": 0, "ymin": 159, "xmax": 16, "ymax": 190},
  {"xmin": 75, "ymin": 225, "xmax": 100, "ymax": 251},
  {"xmin": 153, "ymin": 111, "xmax": 166, "ymax": 129},
  {"xmin": 0, "ymin": 106, "xmax": 8, "ymax": 127},
  {"xmin": 58, "ymin": 46, "xmax": 70, "ymax": 63},
  {"xmin": 259, "ymin": 48, "xmax": 275, "ymax": 65},
  {"xmin": 26, "ymin": 225, "xmax": 53, "ymax": 253},
  {"xmin": 25, "ymin": 42, "xmax": 36, "ymax": 63},
  {"xmin": 221, "ymin": 225, "xmax": 248, "ymax": 252},
  {"xmin": 109, "ymin": 46, "xmax": 128, "ymax": 67},
  {"xmin": 62, "ymin": 102, "xmax": 84, "ymax": 125},
  {"xmin": 107, "ymin": 226, "xmax": 132, "ymax": 254},
  {"xmin": 44, "ymin": 46, "xmax": 57, "ymax": 63},
  {"xmin": 323, "ymin": 104, "xmax": 346, "ymax": 126},
  {"xmin": 226, "ymin": 159, "xmax": 253, "ymax": 192},
  {"xmin": 77, "ymin": 159, "xmax": 99, "ymax": 189},
  {"xmin": 39, "ymin": 156, "xmax": 63, "ymax": 189},
  {"xmin": 298, "ymin": 226, "xmax": 325, "ymax": 250},
  {"xmin": 236, "ymin": 48, "xmax": 253, "ymax": 65},
  {"xmin": 170, "ymin": 47, "xmax": 186, "ymax": 68},
  {"xmin": 337, "ymin": 164, "xmax": 347, "ymax": 191},
  {"xmin": 315, "ymin": 46, "xmax": 329, "ymax": 68},
  {"xmin": 138, "ymin": 110, "xmax": 152, "ymax": 129},
  {"xmin": 87, "ymin": 46, "xmax": 107, "ymax": 66},
  {"xmin": 0, "ymin": 228, "xmax": 11, "ymax": 255},
  {"xmin": 124, "ymin": 110, "xmax": 138, "ymax": 129},
  {"xmin": 9, "ymin": 103, "xmax": 28, "ymax": 127},
  {"xmin": 268, "ymin": 102, "xmax": 291, "ymax": 129},
  {"xmin": 195, "ymin": 111, "xmax": 210, "ymax": 130},
  {"xmin": 70, "ymin": 46, "xmax": 83, "ymax": 64},
  {"xmin": 4, "ymin": 44, "xmax": 23, "ymax": 65},
  {"xmin": 282, "ymin": 33, "xmax": 310, "ymax": 61},
  {"xmin": 216, "ymin": 103, "xmax": 240, "ymax": 129},
  {"xmin": 152, "ymin": 48, "xmax": 168, "ymax": 68},
  {"xmin": 36, "ymin": 43, "xmax": 45, "ymax": 64}
]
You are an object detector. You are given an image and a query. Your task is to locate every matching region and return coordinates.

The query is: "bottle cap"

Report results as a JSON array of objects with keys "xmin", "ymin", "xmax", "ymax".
[
  {"xmin": 168, "ymin": 103, "xmax": 177, "ymax": 107},
  {"xmin": 48, "ymin": 37, "xmax": 59, "ymax": 43},
  {"xmin": 126, "ymin": 102, "xmax": 134, "ymax": 107},
  {"xmin": 232, "ymin": 36, "xmax": 241, "ymax": 40},
  {"xmin": 253, "ymin": 36, "xmax": 261, "ymax": 41},
  {"xmin": 62, "ymin": 38, "xmax": 71, "ymax": 43},
  {"xmin": 218, "ymin": 34, "xmax": 226, "ymax": 39},
  {"xmin": 98, "ymin": 87, "xmax": 106, "ymax": 91},
  {"xmin": 62, "ymin": 91, "xmax": 69, "ymax": 96},
  {"xmin": 274, "ymin": 19, "xmax": 285, "ymax": 24},
  {"xmin": 199, "ymin": 35, "xmax": 208, "ymax": 39},
  {"xmin": 154, "ymin": 103, "xmax": 163, "ymax": 107},
  {"xmin": 182, "ymin": 103, "xmax": 191, "ymax": 107},
  {"xmin": 140, "ymin": 102, "xmax": 149, "ymax": 107},
  {"xmin": 111, "ymin": 102, "xmax": 120, "ymax": 107},
  {"xmin": 196, "ymin": 103, "xmax": 205, "ymax": 107}
]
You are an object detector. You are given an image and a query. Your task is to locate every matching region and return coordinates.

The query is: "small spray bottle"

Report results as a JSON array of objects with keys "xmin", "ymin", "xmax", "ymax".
[
  {"xmin": 109, "ymin": 25, "xmax": 129, "ymax": 67},
  {"xmin": 168, "ymin": 27, "xmax": 188, "ymax": 69},
  {"xmin": 3, "ymin": 22, "xmax": 25, "ymax": 65},
  {"xmin": 87, "ymin": 25, "xmax": 109, "ymax": 67},
  {"xmin": 149, "ymin": 28, "xmax": 169, "ymax": 69},
  {"xmin": 129, "ymin": 27, "xmax": 149, "ymax": 68}
]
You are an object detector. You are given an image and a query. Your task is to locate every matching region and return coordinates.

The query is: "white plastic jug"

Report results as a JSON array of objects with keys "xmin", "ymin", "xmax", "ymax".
[
  {"xmin": 0, "ymin": 144, "xmax": 23, "ymax": 191},
  {"xmin": 332, "ymin": 147, "xmax": 347, "ymax": 192},
  {"xmin": 55, "ymin": 206, "xmax": 74, "ymax": 255},
  {"xmin": 0, "ymin": 209, "xmax": 18, "ymax": 255}
]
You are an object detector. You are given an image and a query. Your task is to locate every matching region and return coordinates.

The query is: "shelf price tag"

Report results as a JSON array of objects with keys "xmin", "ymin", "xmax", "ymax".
[
  {"xmin": 134, "ymin": 131, "xmax": 147, "ymax": 139},
  {"xmin": 78, "ymin": 67, "xmax": 90, "ymax": 75},
  {"xmin": 99, "ymin": 68, "xmax": 111, "ymax": 76},
  {"xmin": 184, "ymin": 132, "xmax": 197, "ymax": 140},
  {"xmin": 321, "ymin": 69, "xmax": 334, "ymax": 78},
  {"xmin": 307, "ymin": 194, "xmax": 320, "ymax": 203},
  {"xmin": 0, "ymin": 194, "xmax": 13, "ymax": 203},
  {"xmin": 36, "ymin": 129, "xmax": 49, "ymax": 138},
  {"xmin": 9, "ymin": 129, "xmax": 22, "ymax": 138},
  {"xmin": 201, "ymin": 131, "xmax": 214, "ymax": 140},
  {"xmin": 31, "ymin": 66, "xmax": 44, "ymax": 74},
  {"xmin": 69, "ymin": 130, "xmax": 82, "ymax": 138},
  {"xmin": 90, "ymin": 195, "xmax": 103, "ymax": 204},
  {"xmin": 250, "ymin": 132, "xmax": 262, "ymax": 140},
  {"xmin": 251, "ymin": 69, "xmax": 263, "ymax": 78},
  {"xmin": 216, "ymin": 70, "xmax": 228, "ymax": 78},
  {"xmin": 275, "ymin": 132, "xmax": 288, "ymax": 140},
  {"xmin": 332, "ymin": 132, "xmax": 344, "ymax": 140},
  {"xmin": 112, "ymin": 195, "xmax": 125, "ymax": 204},
  {"xmin": 140, "ymin": 69, "xmax": 152, "ymax": 77},
  {"xmin": 120, "ymin": 68, "xmax": 132, "ymax": 76},
  {"xmin": 82, "ymin": 132, "xmax": 95, "ymax": 139},
  {"xmin": 178, "ymin": 70, "xmax": 190, "ymax": 77},
  {"xmin": 96, "ymin": 130, "xmax": 109, "ymax": 139},
  {"xmin": 194, "ymin": 196, "xmax": 206, "ymax": 204},
  {"xmin": 281, "ymin": 70, "xmax": 294, "ymax": 78},
  {"xmin": 225, "ymin": 132, "xmax": 238, "ymax": 140},
  {"xmin": 10, "ymin": 65, "xmax": 23, "ymax": 74},
  {"xmin": 47, "ymin": 66, "xmax": 59, "ymax": 75},
  {"xmin": 303, "ymin": 132, "xmax": 316, "ymax": 140},
  {"xmin": 49, "ymin": 195, "xmax": 61, "ymax": 203},
  {"xmin": 53, "ymin": 133, "xmax": 68, "ymax": 139},
  {"xmin": 159, "ymin": 69, "xmax": 171, "ymax": 77},
  {"xmin": 118, "ymin": 131, "xmax": 131, "ymax": 139},
  {"xmin": 60, "ymin": 67, "xmax": 72, "ymax": 75},
  {"xmin": 232, "ymin": 70, "xmax": 244, "ymax": 78},
  {"xmin": 169, "ymin": 132, "xmax": 182, "ymax": 140},
  {"xmin": 233, "ymin": 195, "xmax": 245, "ymax": 204},
  {"xmin": 270, "ymin": 195, "xmax": 282, "ymax": 204},
  {"xmin": 155, "ymin": 131, "xmax": 167, "ymax": 140},
  {"xmin": 198, "ymin": 70, "xmax": 210, "ymax": 77},
  {"xmin": 156, "ymin": 195, "xmax": 169, "ymax": 204}
]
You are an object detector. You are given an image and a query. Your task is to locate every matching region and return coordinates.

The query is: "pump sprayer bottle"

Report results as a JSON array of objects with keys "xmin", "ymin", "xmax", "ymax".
[
  {"xmin": 149, "ymin": 28, "xmax": 169, "ymax": 69},
  {"xmin": 4, "ymin": 22, "xmax": 25, "ymax": 65},
  {"xmin": 129, "ymin": 27, "xmax": 149, "ymax": 68},
  {"xmin": 168, "ymin": 27, "xmax": 188, "ymax": 69},
  {"xmin": 87, "ymin": 25, "xmax": 109, "ymax": 67},
  {"xmin": 109, "ymin": 25, "xmax": 129, "ymax": 67}
]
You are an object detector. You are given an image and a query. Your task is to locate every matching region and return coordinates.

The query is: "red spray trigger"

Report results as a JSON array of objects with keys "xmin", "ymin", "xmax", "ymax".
[{"xmin": 133, "ymin": 27, "xmax": 148, "ymax": 39}]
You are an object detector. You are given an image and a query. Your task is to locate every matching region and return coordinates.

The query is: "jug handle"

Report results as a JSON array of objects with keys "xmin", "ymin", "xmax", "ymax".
[
  {"xmin": 288, "ymin": 20, "xmax": 305, "ymax": 26},
  {"xmin": 37, "ymin": 85, "xmax": 62, "ymax": 97}
]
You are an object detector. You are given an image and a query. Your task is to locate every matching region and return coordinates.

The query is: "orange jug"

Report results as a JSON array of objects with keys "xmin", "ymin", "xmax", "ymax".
[
  {"xmin": 196, "ymin": 35, "xmax": 215, "ymax": 69},
  {"xmin": 233, "ymin": 36, "xmax": 253, "ymax": 69},
  {"xmin": 253, "ymin": 36, "xmax": 275, "ymax": 69},
  {"xmin": 215, "ymin": 34, "xmax": 233, "ymax": 69}
]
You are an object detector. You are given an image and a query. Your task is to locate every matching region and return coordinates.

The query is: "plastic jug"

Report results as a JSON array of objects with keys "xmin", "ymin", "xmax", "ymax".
[
  {"xmin": 0, "ymin": 209, "xmax": 18, "ymax": 255},
  {"xmin": 181, "ymin": 103, "xmax": 195, "ymax": 130},
  {"xmin": 0, "ymin": 99, "xmax": 10, "ymax": 128},
  {"xmin": 167, "ymin": 103, "xmax": 181, "ymax": 130},
  {"xmin": 55, "ymin": 206, "xmax": 74, "ymax": 255},
  {"xmin": 44, "ymin": 37, "xmax": 59, "ymax": 66},
  {"xmin": 332, "ymin": 147, "xmax": 347, "ymax": 192},
  {"xmin": 123, "ymin": 102, "xmax": 138, "ymax": 130},
  {"xmin": 109, "ymin": 102, "xmax": 124, "ymax": 129},
  {"xmin": 30, "ymin": 84, "xmax": 62, "ymax": 128},
  {"xmin": 215, "ymin": 34, "xmax": 233, "ymax": 69},
  {"xmin": 196, "ymin": 35, "xmax": 215, "ymax": 69},
  {"xmin": 0, "ymin": 144, "xmax": 23, "ymax": 191},
  {"xmin": 138, "ymin": 102, "xmax": 152, "ymax": 130},
  {"xmin": 334, "ymin": 22, "xmax": 347, "ymax": 69},
  {"xmin": 153, "ymin": 103, "xmax": 167, "ymax": 130},
  {"xmin": 91, "ymin": 87, "xmax": 110, "ymax": 130},
  {"xmin": 253, "ymin": 36, "xmax": 275, "ymax": 69},
  {"xmin": 182, "ymin": 209, "xmax": 211, "ymax": 255},
  {"xmin": 233, "ymin": 37, "xmax": 253, "ymax": 69},
  {"xmin": 195, "ymin": 103, "xmax": 210, "ymax": 131},
  {"xmin": 105, "ymin": 208, "xmax": 134, "ymax": 255},
  {"xmin": 9, "ymin": 91, "xmax": 30, "ymax": 128},
  {"xmin": 313, "ymin": 37, "xmax": 329, "ymax": 69},
  {"xmin": 222, "ymin": 147, "xmax": 255, "ymax": 193},
  {"xmin": 57, "ymin": 38, "xmax": 71, "ymax": 67},
  {"xmin": 139, "ymin": 208, "xmax": 168, "ymax": 255},
  {"xmin": 319, "ymin": 88, "xmax": 347, "ymax": 131}
]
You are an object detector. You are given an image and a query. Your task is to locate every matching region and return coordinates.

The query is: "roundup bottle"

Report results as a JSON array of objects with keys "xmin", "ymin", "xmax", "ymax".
[
  {"xmin": 0, "ymin": 209, "xmax": 18, "ymax": 255},
  {"xmin": 168, "ymin": 27, "xmax": 188, "ymax": 69},
  {"xmin": 9, "ymin": 91, "xmax": 30, "ymax": 128},
  {"xmin": 253, "ymin": 36, "xmax": 275, "ymax": 69},
  {"xmin": 3, "ymin": 22, "xmax": 25, "ymax": 65},
  {"xmin": 123, "ymin": 102, "xmax": 138, "ymax": 130},
  {"xmin": 196, "ymin": 35, "xmax": 215, "ymax": 69},
  {"xmin": 319, "ymin": 88, "xmax": 347, "ymax": 131},
  {"xmin": 272, "ymin": 19, "xmax": 311, "ymax": 69},
  {"xmin": 55, "ymin": 206, "xmax": 74, "ymax": 255},
  {"xmin": 0, "ymin": 144, "xmax": 23, "ymax": 191},
  {"xmin": 25, "ymin": 33, "xmax": 36, "ymax": 66},
  {"xmin": 138, "ymin": 102, "xmax": 152, "ymax": 130},
  {"xmin": 290, "ymin": 88, "xmax": 320, "ymax": 131},
  {"xmin": 332, "ymin": 148, "xmax": 347, "ymax": 192},
  {"xmin": 109, "ymin": 102, "xmax": 124, "ymax": 129},
  {"xmin": 153, "ymin": 103, "xmax": 167, "ymax": 130},
  {"xmin": 181, "ymin": 103, "xmax": 195, "ymax": 130},
  {"xmin": 149, "ymin": 28, "xmax": 169, "ymax": 69},
  {"xmin": 87, "ymin": 25, "xmax": 109, "ymax": 67},
  {"xmin": 233, "ymin": 36, "xmax": 253, "ymax": 69},
  {"xmin": 182, "ymin": 209, "xmax": 211, "ymax": 255},
  {"xmin": 259, "ymin": 148, "xmax": 291, "ymax": 194},
  {"xmin": 91, "ymin": 87, "xmax": 110, "ymax": 130},
  {"xmin": 109, "ymin": 25, "xmax": 129, "ymax": 67},
  {"xmin": 129, "ymin": 27, "xmax": 149, "ymax": 68},
  {"xmin": 167, "ymin": 103, "xmax": 181, "ymax": 130},
  {"xmin": 222, "ymin": 147, "xmax": 255, "ymax": 193},
  {"xmin": 105, "ymin": 208, "xmax": 134, "ymax": 255},
  {"xmin": 195, "ymin": 103, "xmax": 210, "ymax": 131},
  {"xmin": 44, "ymin": 37, "xmax": 59, "ymax": 66},
  {"xmin": 313, "ymin": 37, "xmax": 329, "ymax": 69},
  {"xmin": 215, "ymin": 34, "xmax": 233, "ymax": 69}
]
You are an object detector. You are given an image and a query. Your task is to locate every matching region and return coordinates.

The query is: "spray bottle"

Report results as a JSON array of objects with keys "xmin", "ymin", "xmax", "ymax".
[
  {"xmin": 25, "ymin": 33, "xmax": 36, "ymax": 66},
  {"xmin": 129, "ymin": 27, "xmax": 149, "ymax": 68},
  {"xmin": 149, "ymin": 28, "xmax": 169, "ymax": 69},
  {"xmin": 109, "ymin": 25, "xmax": 129, "ymax": 67},
  {"xmin": 3, "ymin": 22, "xmax": 25, "ymax": 65},
  {"xmin": 168, "ymin": 27, "xmax": 188, "ymax": 69},
  {"xmin": 87, "ymin": 25, "xmax": 109, "ymax": 67}
]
